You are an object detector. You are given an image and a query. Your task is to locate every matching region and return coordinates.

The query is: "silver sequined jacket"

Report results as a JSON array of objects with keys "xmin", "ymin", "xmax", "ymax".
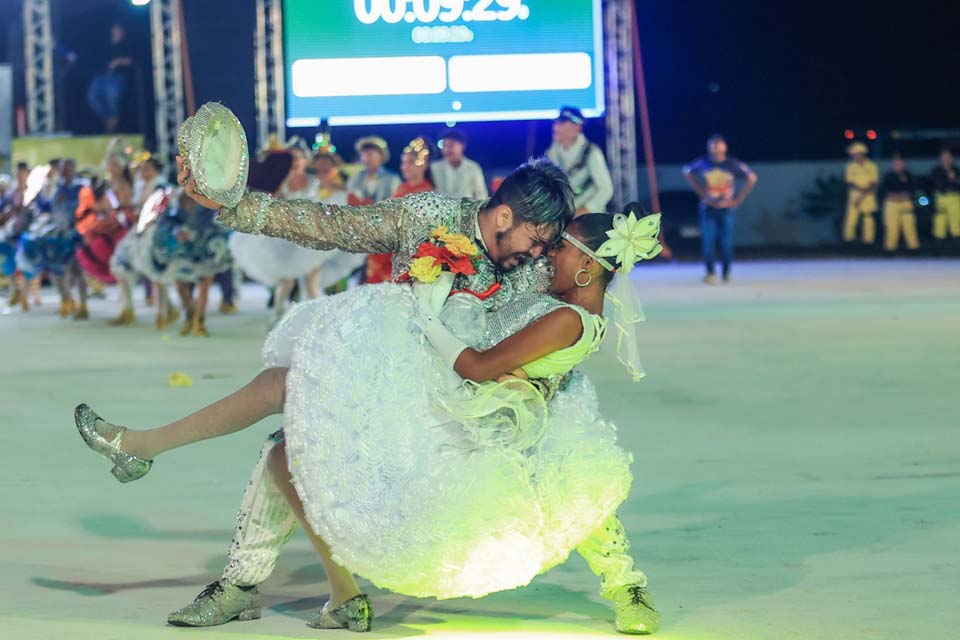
[{"xmin": 218, "ymin": 190, "xmax": 552, "ymax": 308}]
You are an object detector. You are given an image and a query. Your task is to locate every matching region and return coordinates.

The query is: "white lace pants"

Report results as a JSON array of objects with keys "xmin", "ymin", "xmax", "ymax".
[{"xmin": 221, "ymin": 432, "xmax": 648, "ymax": 599}]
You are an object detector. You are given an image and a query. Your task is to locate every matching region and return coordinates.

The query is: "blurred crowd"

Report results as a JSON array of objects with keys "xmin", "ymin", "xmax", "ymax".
[
  {"xmin": 843, "ymin": 143, "xmax": 960, "ymax": 252},
  {"xmin": 0, "ymin": 104, "xmax": 619, "ymax": 333}
]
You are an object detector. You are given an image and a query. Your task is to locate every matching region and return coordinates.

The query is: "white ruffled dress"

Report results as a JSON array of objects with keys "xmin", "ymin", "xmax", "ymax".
[
  {"xmin": 263, "ymin": 283, "xmax": 633, "ymax": 599},
  {"xmin": 229, "ymin": 183, "xmax": 366, "ymax": 287}
]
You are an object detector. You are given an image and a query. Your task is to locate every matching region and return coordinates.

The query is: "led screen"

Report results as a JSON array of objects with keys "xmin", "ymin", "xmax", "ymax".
[{"xmin": 284, "ymin": 0, "xmax": 604, "ymax": 126}]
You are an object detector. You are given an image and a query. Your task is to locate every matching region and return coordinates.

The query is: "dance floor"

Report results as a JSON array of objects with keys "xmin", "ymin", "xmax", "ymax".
[{"xmin": 2, "ymin": 258, "xmax": 957, "ymax": 640}]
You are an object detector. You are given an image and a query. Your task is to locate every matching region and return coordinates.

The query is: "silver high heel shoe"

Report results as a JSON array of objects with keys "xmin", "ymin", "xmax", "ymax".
[
  {"xmin": 307, "ymin": 594, "xmax": 373, "ymax": 632},
  {"xmin": 74, "ymin": 404, "xmax": 152, "ymax": 483}
]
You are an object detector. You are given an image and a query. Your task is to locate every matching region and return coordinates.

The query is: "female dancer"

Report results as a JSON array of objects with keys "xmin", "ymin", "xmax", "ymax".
[
  {"xmin": 75, "ymin": 203, "xmax": 661, "ymax": 631},
  {"xmin": 1, "ymin": 163, "xmax": 38, "ymax": 311},
  {"xmin": 108, "ymin": 155, "xmax": 167, "ymax": 326},
  {"xmin": 230, "ymin": 148, "xmax": 363, "ymax": 326},
  {"xmin": 149, "ymin": 190, "xmax": 233, "ymax": 336},
  {"xmin": 74, "ymin": 153, "xmax": 136, "ymax": 310}
]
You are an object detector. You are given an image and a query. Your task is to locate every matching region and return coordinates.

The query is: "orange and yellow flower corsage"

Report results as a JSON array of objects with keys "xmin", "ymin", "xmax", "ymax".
[{"xmin": 399, "ymin": 227, "xmax": 481, "ymax": 284}]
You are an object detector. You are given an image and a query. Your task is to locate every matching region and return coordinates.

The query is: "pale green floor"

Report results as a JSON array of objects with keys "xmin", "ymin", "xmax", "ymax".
[{"xmin": 1, "ymin": 259, "xmax": 958, "ymax": 640}]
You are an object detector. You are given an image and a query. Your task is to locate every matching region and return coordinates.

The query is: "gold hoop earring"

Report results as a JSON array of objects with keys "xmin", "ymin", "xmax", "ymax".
[{"xmin": 574, "ymin": 269, "xmax": 592, "ymax": 287}]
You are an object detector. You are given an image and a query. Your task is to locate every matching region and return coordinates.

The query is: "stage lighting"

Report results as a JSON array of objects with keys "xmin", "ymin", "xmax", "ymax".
[
  {"xmin": 131, "ymin": 0, "xmax": 151, "ymax": 6},
  {"xmin": 918, "ymin": 196, "xmax": 930, "ymax": 207},
  {"xmin": 866, "ymin": 129, "xmax": 878, "ymax": 140},
  {"xmin": 844, "ymin": 129, "xmax": 855, "ymax": 140}
]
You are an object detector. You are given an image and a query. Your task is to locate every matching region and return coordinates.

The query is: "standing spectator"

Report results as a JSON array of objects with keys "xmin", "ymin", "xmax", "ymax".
[
  {"xmin": 843, "ymin": 141, "xmax": 880, "ymax": 246},
  {"xmin": 880, "ymin": 152, "xmax": 920, "ymax": 252},
  {"xmin": 346, "ymin": 136, "xmax": 400, "ymax": 205},
  {"xmin": 431, "ymin": 129, "xmax": 488, "ymax": 200},
  {"xmin": 682, "ymin": 135, "xmax": 758, "ymax": 284},
  {"xmin": 86, "ymin": 22, "xmax": 136, "ymax": 134},
  {"xmin": 930, "ymin": 147, "xmax": 960, "ymax": 241},
  {"xmin": 546, "ymin": 106, "xmax": 614, "ymax": 214}
]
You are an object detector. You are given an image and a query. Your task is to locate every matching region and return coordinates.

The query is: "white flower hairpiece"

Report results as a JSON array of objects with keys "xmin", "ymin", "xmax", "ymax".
[{"xmin": 595, "ymin": 212, "xmax": 663, "ymax": 273}]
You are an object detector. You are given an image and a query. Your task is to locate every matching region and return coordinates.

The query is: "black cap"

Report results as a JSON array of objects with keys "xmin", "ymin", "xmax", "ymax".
[
  {"xmin": 557, "ymin": 106, "xmax": 585, "ymax": 126},
  {"xmin": 439, "ymin": 128, "xmax": 467, "ymax": 145}
]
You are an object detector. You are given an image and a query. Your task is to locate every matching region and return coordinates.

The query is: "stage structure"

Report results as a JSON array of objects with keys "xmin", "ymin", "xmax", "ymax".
[
  {"xmin": 23, "ymin": 0, "xmax": 55, "ymax": 135},
  {"xmin": 19, "ymin": 0, "xmax": 646, "ymax": 200},
  {"xmin": 150, "ymin": 0, "xmax": 185, "ymax": 168},
  {"xmin": 255, "ymin": 0, "xmax": 286, "ymax": 148},
  {"xmin": 603, "ymin": 0, "xmax": 639, "ymax": 208}
]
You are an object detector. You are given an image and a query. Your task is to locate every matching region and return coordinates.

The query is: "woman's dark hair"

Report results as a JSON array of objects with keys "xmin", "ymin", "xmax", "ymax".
[
  {"xmin": 566, "ymin": 202, "xmax": 649, "ymax": 285},
  {"xmin": 90, "ymin": 176, "xmax": 108, "ymax": 201},
  {"xmin": 403, "ymin": 136, "xmax": 435, "ymax": 187},
  {"xmin": 144, "ymin": 157, "xmax": 164, "ymax": 174}
]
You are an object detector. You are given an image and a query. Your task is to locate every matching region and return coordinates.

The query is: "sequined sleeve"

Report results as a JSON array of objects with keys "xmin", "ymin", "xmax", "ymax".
[{"xmin": 216, "ymin": 191, "xmax": 409, "ymax": 253}]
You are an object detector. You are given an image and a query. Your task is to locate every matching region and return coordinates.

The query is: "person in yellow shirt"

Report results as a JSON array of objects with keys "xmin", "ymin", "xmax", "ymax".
[
  {"xmin": 930, "ymin": 147, "xmax": 960, "ymax": 240},
  {"xmin": 843, "ymin": 142, "xmax": 879, "ymax": 244}
]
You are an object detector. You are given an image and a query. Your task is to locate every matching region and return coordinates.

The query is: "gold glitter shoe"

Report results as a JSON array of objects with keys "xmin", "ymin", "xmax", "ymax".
[
  {"xmin": 219, "ymin": 301, "xmax": 237, "ymax": 315},
  {"xmin": 180, "ymin": 310, "xmax": 195, "ymax": 336},
  {"xmin": 167, "ymin": 580, "xmax": 261, "ymax": 627},
  {"xmin": 74, "ymin": 404, "xmax": 152, "ymax": 483},
  {"xmin": 108, "ymin": 308, "xmax": 136, "ymax": 326},
  {"xmin": 59, "ymin": 298, "xmax": 77, "ymax": 318},
  {"xmin": 307, "ymin": 594, "xmax": 373, "ymax": 632},
  {"xmin": 191, "ymin": 314, "xmax": 209, "ymax": 337},
  {"xmin": 611, "ymin": 585, "xmax": 661, "ymax": 635},
  {"xmin": 73, "ymin": 305, "xmax": 89, "ymax": 321}
]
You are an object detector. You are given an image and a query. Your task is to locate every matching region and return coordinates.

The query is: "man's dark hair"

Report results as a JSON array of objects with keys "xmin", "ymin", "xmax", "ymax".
[
  {"xmin": 488, "ymin": 157, "xmax": 574, "ymax": 233},
  {"xmin": 16, "ymin": 162, "xmax": 29, "ymax": 172}
]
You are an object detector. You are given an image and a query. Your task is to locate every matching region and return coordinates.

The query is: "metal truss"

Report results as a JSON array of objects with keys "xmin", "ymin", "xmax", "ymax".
[
  {"xmin": 255, "ymin": 0, "xmax": 285, "ymax": 148},
  {"xmin": 603, "ymin": 0, "xmax": 639, "ymax": 208},
  {"xmin": 23, "ymin": 0, "xmax": 55, "ymax": 134},
  {"xmin": 150, "ymin": 0, "xmax": 185, "ymax": 165}
]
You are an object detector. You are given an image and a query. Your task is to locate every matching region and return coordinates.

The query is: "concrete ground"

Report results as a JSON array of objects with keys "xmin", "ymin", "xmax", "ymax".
[{"xmin": 1, "ymin": 258, "xmax": 958, "ymax": 640}]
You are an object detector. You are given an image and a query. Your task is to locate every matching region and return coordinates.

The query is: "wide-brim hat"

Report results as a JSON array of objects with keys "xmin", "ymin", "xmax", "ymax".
[
  {"xmin": 354, "ymin": 136, "xmax": 390, "ymax": 162},
  {"xmin": 176, "ymin": 102, "xmax": 249, "ymax": 208},
  {"xmin": 847, "ymin": 141, "xmax": 869, "ymax": 155},
  {"xmin": 248, "ymin": 151, "xmax": 293, "ymax": 194}
]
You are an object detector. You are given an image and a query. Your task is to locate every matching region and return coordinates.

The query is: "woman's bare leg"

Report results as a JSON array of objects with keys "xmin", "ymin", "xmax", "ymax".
[
  {"xmin": 304, "ymin": 268, "xmax": 321, "ymax": 299},
  {"xmin": 196, "ymin": 276, "xmax": 212, "ymax": 319},
  {"xmin": 101, "ymin": 367, "xmax": 288, "ymax": 461},
  {"xmin": 271, "ymin": 278, "xmax": 295, "ymax": 323},
  {"xmin": 266, "ymin": 441, "xmax": 361, "ymax": 608}
]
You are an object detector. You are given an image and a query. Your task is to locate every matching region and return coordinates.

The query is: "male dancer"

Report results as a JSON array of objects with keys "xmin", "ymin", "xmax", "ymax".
[{"xmin": 169, "ymin": 157, "xmax": 660, "ymax": 635}]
